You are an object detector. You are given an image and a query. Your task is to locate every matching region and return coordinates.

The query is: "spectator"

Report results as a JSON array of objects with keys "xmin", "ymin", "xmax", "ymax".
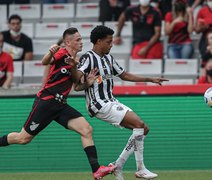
[
  {"xmin": 165, "ymin": 0, "xmax": 194, "ymax": 59},
  {"xmin": 43, "ymin": 0, "xmax": 68, "ymax": 3},
  {"xmin": 158, "ymin": 0, "xmax": 172, "ymax": 19},
  {"xmin": 0, "ymin": 33, "xmax": 14, "ymax": 89},
  {"xmin": 187, "ymin": 0, "xmax": 204, "ymax": 22},
  {"xmin": 114, "ymin": 0, "xmax": 163, "ymax": 59},
  {"xmin": 195, "ymin": 0, "xmax": 212, "ymax": 67},
  {"xmin": 99, "ymin": 0, "xmax": 131, "ymax": 22},
  {"xmin": 200, "ymin": 30, "xmax": 212, "ymax": 66},
  {"xmin": 198, "ymin": 59, "xmax": 212, "ymax": 83},
  {"xmin": 1, "ymin": 14, "xmax": 33, "ymax": 61}
]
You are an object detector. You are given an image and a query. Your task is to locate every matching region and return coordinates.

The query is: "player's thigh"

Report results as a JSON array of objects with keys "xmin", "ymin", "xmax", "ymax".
[
  {"xmin": 95, "ymin": 101, "xmax": 131, "ymax": 128},
  {"xmin": 121, "ymin": 111, "xmax": 145, "ymax": 130},
  {"xmin": 55, "ymin": 104, "xmax": 92, "ymax": 135},
  {"xmin": 67, "ymin": 117, "xmax": 92, "ymax": 136},
  {"xmin": 24, "ymin": 98, "xmax": 59, "ymax": 135}
]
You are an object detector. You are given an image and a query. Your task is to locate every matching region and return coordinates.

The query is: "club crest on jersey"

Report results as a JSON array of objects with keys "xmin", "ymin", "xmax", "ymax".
[
  {"xmin": 116, "ymin": 106, "xmax": 124, "ymax": 111},
  {"xmin": 96, "ymin": 76, "xmax": 103, "ymax": 84},
  {"xmin": 64, "ymin": 55, "xmax": 73, "ymax": 64}
]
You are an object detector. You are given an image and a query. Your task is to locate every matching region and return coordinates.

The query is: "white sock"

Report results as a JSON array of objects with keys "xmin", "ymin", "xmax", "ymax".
[
  {"xmin": 133, "ymin": 128, "xmax": 145, "ymax": 171},
  {"xmin": 115, "ymin": 134, "xmax": 135, "ymax": 169}
]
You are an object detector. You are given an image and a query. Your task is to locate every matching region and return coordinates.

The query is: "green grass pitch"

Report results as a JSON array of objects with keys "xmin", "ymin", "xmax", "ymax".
[{"xmin": 0, "ymin": 170, "xmax": 212, "ymax": 180}]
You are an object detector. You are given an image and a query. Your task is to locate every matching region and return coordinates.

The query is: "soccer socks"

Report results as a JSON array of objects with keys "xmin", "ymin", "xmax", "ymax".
[
  {"xmin": 133, "ymin": 128, "xmax": 145, "ymax": 170},
  {"xmin": 84, "ymin": 145, "xmax": 100, "ymax": 173},
  {"xmin": 0, "ymin": 135, "xmax": 9, "ymax": 146},
  {"xmin": 115, "ymin": 134, "xmax": 135, "ymax": 169}
]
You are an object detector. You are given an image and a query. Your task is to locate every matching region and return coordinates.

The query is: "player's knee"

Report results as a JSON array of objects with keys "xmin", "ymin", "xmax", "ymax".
[
  {"xmin": 144, "ymin": 125, "xmax": 150, "ymax": 135},
  {"xmin": 134, "ymin": 121, "xmax": 145, "ymax": 128},
  {"xmin": 81, "ymin": 125, "xmax": 93, "ymax": 138}
]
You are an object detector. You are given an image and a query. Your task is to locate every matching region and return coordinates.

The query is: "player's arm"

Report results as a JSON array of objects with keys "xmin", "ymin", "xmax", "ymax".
[
  {"xmin": 24, "ymin": 52, "xmax": 33, "ymax": 61},
  {"xmin": 74, "ymin": 68, "xmax": 98, "ymax": 91},
  {"xmin": 119, "ymin": 71, "xmax": 169, "ymax": 85},
  {"xmin": 42, "ymin": 44, "xmax": 60, "ymax": 65},
  {"xmin": 2, "ymin": 72, "xmax": 13, "ymax": 89}
]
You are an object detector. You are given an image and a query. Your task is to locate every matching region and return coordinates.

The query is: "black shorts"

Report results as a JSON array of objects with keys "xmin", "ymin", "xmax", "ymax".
[{"xmin": 24, "ymin": 97, "xmax": 83, "ymax": 135}]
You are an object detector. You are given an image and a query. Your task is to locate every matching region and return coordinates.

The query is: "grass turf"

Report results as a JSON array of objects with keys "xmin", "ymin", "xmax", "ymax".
[{"xmin": 0, "ymin": 170, "xmax": 212, "ymax": 180}]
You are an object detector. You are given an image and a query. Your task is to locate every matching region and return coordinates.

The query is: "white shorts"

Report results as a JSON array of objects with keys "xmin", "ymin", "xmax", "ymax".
[{"xmin": 95, "ymin": 101, "xmax": 132, "ymax": 128}]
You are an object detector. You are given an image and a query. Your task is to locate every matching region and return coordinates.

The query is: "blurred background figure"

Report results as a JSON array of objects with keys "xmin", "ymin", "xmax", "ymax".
[
  {"xmin": 99, "ymin": 0, "xmax": 131, "ymax": 23},
  {"xmin": 43, "ymin": 0, "xmax": 68, "ymax": 3},
  {"xmin": 0, "ymin": 0, "xmax": 29, "ymax": 4},
  {"xmin": 187, "ymin": 0, "xmax": 204, "ymax": 23},
  {"xmin": 198, "ymin": 59, "xmax": 212, "ymax": 84},
  {"xmin": 1, "ymin": 14, "xmax": 33, "ymax": 61},
  {"xmin": 195, "ymin": 0, "xmax": 212, "ymax": 67},
  {"xmin": 165, "ymin": 0, "xmax": 194, "ymax": 59},
  {"xmin": 201, "ymin": 30, "xmax": 212, "ymax": 65},
  {"xmin": 114, "ymin": 0, "xmax": 163, "ymax": 59},
  {"xmin": 0, "ymin": 33, "xmax": 14, "ymax": 89}
]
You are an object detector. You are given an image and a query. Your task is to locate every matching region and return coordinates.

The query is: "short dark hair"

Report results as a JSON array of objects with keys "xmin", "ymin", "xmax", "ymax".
[
  {"xmin": 90, "ymin": 25, "xmax": 114, "ymax": 44},
  {"xmin": 63, "ymin": 27, "xmax": 78, "ymax": 39},
  {"xmin": 8, "ymin": 14, "xmax": 22, "ymax": 23}
]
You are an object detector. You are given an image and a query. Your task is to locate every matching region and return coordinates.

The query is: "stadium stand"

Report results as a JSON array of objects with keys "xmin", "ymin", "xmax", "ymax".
[
  {"xmin": 9, "ymin": 4, "xmax": 41, "ymax": 23},
  {"xmin": 163, "ymin": 59, "xmax": 199, "ymax": 84},
  {"xmin": 104, "ymin": 21, "xmax": 132, "ymax": 38},
  {"xmin": 0, "ymin": 0, "xmax": 203, "ymax": 87},
  {"xmin": 34, "ymin": 22, "xmax": 68, "ymax": 39},
  {"xmin": 22, "ymin": 60, "xmax": 45, "ymax": 84},
  {"xmin": 70, "ymin": 22, "xmax": 101, "ymax": 38},
  {"xmin": 13, "ymin": 61, "xmax": 23, "ymax": 86},
  {"xmin": 75, "ymin": 3, "xmax": 99, "ymax": 22},
  {"xmin": 0, "ymin": 5, "xmax": 7, "ymax": 24},
  {"xmin": 42, "ymin": 3, "xmax": 75, "ymax": 23}
]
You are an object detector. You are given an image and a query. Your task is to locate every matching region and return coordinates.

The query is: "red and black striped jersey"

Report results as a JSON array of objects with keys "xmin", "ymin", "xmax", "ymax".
[{"xmin": 37, "ymin": 48, "xmax": 73, "ymax": 100}]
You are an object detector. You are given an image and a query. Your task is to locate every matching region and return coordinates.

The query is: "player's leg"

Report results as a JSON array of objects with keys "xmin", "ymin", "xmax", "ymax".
[
  {"xmin": 121, "ymin": 111, "xmax": 158, "ymax": 179},
  {"xmin": 56, "ymin": 105, "xmax": 116, "ymax": 180}
]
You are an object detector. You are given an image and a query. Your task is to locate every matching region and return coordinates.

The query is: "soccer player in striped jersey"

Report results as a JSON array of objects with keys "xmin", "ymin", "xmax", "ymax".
[
  {"xmin": 0, "ymin": 27, "xmax": 116, "ymax": 180},
  {"xmin": 74, "ymin": 25, "xmax": 169, "ymax": 180}
]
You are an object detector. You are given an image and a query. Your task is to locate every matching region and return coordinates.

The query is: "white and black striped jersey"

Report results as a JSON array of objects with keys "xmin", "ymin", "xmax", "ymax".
[{"xmin": 78, "ymin": 50, "xmax": 124, "ymax": 116}]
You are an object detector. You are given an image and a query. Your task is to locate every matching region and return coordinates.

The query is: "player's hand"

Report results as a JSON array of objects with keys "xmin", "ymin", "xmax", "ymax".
[
  {"xmin": 113, "ymin": 36, "xmax": 122, "ymax": 45},
  {"xmin": 49, "ymin": 44, "xmax": 60, "ymax": 55},
  {"xmin": 86, "ymin": 68, "xmax": 99, "ymax": 86},
  {"xmin": 151, "ymin": 77, "xmax": 169, "ymax": 86}
]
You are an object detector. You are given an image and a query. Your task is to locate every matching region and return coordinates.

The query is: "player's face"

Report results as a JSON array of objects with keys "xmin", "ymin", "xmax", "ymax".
[
  {"xmin": 66, "ymin": 32, "xmax": 83, "ymax": 53},
  {"xmin": 9, "ymin": 19, "xmax": 21, "ymax": 32},
  {"xmin": 100, "ymin": 35, "xmax": 113, "ymax": 54}
]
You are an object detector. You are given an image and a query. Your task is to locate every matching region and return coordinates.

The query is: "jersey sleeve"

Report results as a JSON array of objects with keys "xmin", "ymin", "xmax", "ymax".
[
  {"xmin": 111, "ymin": 56, "xmax": 124, "ymax": 76},
  {"xmin": 78, "ymin": 54, "xmax": 91, "ymax": 74}
]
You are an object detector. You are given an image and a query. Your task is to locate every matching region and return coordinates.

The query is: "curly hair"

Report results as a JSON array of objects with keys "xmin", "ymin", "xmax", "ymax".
[{"xmin": 90, "ymin": 25, "xmax": 114, "ymax": 44}]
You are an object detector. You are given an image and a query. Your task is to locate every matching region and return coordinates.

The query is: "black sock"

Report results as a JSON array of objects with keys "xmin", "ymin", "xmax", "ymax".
[
  {"xmin": 0, "ymin": 135, "xmax": 9, "ymax": 147},
  {"xmin": 84, "ymin": 145, "xmax": 100, "ymax": 172}
]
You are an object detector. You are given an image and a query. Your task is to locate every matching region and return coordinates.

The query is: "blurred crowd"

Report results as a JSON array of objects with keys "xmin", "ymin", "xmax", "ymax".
[{"xmin": 0, "ymin": 0, "xmax": 212, "ymax": 89}]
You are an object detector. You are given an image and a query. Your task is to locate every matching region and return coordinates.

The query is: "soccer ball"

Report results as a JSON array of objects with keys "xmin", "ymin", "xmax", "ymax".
[{"xmin": 204, "ymin": 87, "xmax": 212, "ymax": 107}]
